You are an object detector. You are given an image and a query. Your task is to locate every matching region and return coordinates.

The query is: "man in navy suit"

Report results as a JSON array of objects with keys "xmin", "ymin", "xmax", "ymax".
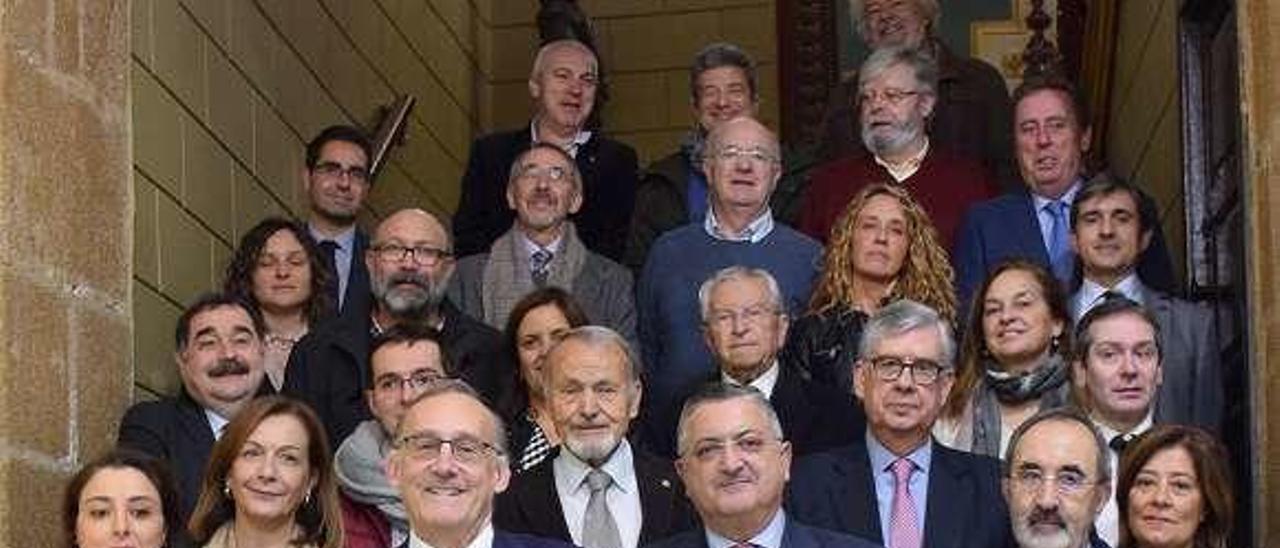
[
  {"xmin": 303, "ymin": 125, "xmax": 374, "ymax": 321},
  {"xmin": 1003, "ymin": 408, "xmax": 1113, "ymax": 548},
  {"xmin": 646, "ymin": 384, "xmax": 878, "ymax": 548},
  {"xmin": 386, "ymin": 379, "xmax": 573, "ymax": 548},
  {"xmin": 787, "ymin": 300, "xmax": 1012, "ymax": 548},
  {"xmin": 118, "ymin": 292, "xmax": 268, "ymax": 523},
  {"xmin": 954, "ymin": 76, "xmax": 1175, "ymax": 308}
]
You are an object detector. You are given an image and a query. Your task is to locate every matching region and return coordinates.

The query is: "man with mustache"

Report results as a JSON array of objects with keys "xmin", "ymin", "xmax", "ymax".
[
  {"xmin": 954, "ymin": 77, "xmax": 1176, "ymax": 309},
  {"xmin": 453, "ymin": 39, "xmax": 638, "ymax": 262},
  {"xmin": 788, "ymin": 300, "xmax": 1012, "ymax": 548},
  {"xmin": 647, "ymin": 384, "xmax": 878, "ymax": 548},
  {"xmin": 495, "ymin": 326, "xmax": 695, "ymax": 547},
  {"xmin": 800, "ymin": 46, "xmax": 995, "ymax": 252},
  {"xmin": 119, "ymin": 292, "xmax": 269, "ymax": 525},
  {"xmin": 448, "ymin": 143, "xmax": 636, "ymax": 347},
  {"xmin": 1003, "ymin": 407, "xmax": 1112, "ymax": 548},
  {"xmin": 285, "ymin": 208, "xmax": 505, "ymax": 448},
  {"xmin": 303, "ymin": 124, "xmax": 375, "ymax": 319}
]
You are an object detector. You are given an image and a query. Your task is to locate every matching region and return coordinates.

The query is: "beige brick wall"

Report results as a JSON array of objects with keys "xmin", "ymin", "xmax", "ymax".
[
  {"xmin": 479, "ymin": 0, "xmax": 779, "ymax": 166},
  {"xmin": 131, "ymin": 0, "xmax": 484, "ymax": 395},
  {"xmin": 1106, "ymin": 0, "xmax": 1184, "ymax": 280}
]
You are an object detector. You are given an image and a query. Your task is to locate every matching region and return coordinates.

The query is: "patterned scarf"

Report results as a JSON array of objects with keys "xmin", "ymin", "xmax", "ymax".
[{"xmin": 969, "ymin": 354, "xmax": 1071, "ymax": 458}]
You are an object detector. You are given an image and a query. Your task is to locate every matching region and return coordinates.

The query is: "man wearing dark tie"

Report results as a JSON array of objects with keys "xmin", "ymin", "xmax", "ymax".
[
  {"xmin": 495, "ymin": 326, "xmax": 696, "ymax": 548},
  {"xmin": 645, "ymin": 383, "xmax": 878, "ymax": 548},
  {"xmin": 787, "ymin": 300, "xmax": 1011, "ymax": 548},
  {"xmin": 303, "ymin": 125, "xmax": 374, "ymax": 320}
]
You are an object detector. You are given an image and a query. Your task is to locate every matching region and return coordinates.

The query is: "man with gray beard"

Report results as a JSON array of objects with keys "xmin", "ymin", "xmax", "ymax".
[
  {"xmin": 494, "ymin": 326, "xmax": 697, "ymax": 548},
  {"xmin": 284, "ymin": 208, "xmax": 505, "ymax": 448},
  {"xmin": 799, "ymin": 46, "xmax": 994, "ymax": 252}
]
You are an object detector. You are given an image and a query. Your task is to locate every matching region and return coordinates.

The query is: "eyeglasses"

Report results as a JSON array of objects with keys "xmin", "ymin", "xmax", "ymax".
[
  {"xmin": 373, "ymin": 369, "xmax": 446, "ymax": 395},
  {"xmin": 706, "ymin": 304, "xmax": 779, "ymax": 328},
  {"xmin": 864, "ymin": 356, "xmax": 948, "ymax": 385},
  {"xmin": 685, "ymin": 432, "xmax": 783, "ymax": 462},
  {"xmin": 394, "ymin": 433, "xmax": 504, "ymax": 464},
  {"xmin": 372, "ymin": 243, "xmax": 451, "ymax": 266},
  {"xmin": 858, "ymin": 88, "xmax": 921, "ymax": 107},
  {"xmin": 709, "ymin": 145, "xmax": 779, "ymax": 165},
  {"xmin": 312, "ymin": 161, "xmax": 370, "ymax": 183},
  {"xmin": 1008, "ymin": 466, "xmax": 1101, "ymax": 496},
  {"xmin": 516, "ymin": 164, "xmax": 572, "ymax": 183}
]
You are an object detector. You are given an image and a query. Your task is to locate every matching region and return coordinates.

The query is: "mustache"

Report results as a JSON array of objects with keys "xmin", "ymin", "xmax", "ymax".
[
  {"xmin": 208, "ymin": 358, "xmax": 250, "ymax": 378},
  {"xmin": 1027, "ymin": 506, "xmax": 1067, "ymax": 530},
  {"xmin": 386, "ymin": 272, "xmax": 431, "ymax": 289}
]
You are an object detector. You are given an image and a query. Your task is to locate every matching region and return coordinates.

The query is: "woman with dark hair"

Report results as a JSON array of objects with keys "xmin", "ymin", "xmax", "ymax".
[
  {"xmin": 64, "ymin": 449, "xmax": 181, "ymax": 548},
  {"xmin": 936, "ymin": 259, "xmax": 1073, "ymax": 458},
  {"xmin": 188, "ymin": 396, "xmax": 342, "ymax": 548},
  {"xmin": 786, "ymin": 183, "xmax": 956, "ymax": 393},
  {"xmin": 1117, "ymin": 425, "xmax": 1234, "ymax": 548},
  {"xmin": 500, "ymin": 287, "xmax": 590, "ymax": 472},
  {"xmin": 223, "ymin": 217, "xmax": 332, "ymax": 389}
]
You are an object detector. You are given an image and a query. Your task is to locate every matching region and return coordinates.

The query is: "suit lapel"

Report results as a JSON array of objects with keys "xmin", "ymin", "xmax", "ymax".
[
  {"xmin": 519, "ymin": 458, "xmax": 572, "ymax": 540},
  {"xmin": 781, "ymin": 520, "xmax": 818, "ymax": 548},
  {"xmin": 635, "ymin": 451, "xmax": 680, "ymax": 544},
  {"xmin": 770, "ymin": 367, "xmax": 813, "ymax": 446},
  {"xmin": 833, "ymin": 444, "xmax": 883, "ymax": 543},
  {"xmin": 922, "ymin": 443, "xmax": 966, "ymax": 548},
  {"xmin": 177, "ymin": 391, "xmax": 216, "ymax": 449},
  {"xmin": 1012, "ymin": 191, "xmax": 1052, "ymax": 264}
]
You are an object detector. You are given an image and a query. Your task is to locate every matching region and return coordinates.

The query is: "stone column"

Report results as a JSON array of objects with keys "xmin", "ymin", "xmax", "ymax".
[
  {"xmin": 1239, "ymin": 0, "xmax": 1280, "ymax": 544},
  {"xmin": 0, "ymin": 2, "xmax": 132, "ymax": 545}
]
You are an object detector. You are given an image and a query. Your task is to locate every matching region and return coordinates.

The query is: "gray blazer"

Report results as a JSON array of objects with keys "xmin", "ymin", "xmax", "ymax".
[{"xmin": 448, "ymin": 251, "xmax": 638, "ymax": 350}]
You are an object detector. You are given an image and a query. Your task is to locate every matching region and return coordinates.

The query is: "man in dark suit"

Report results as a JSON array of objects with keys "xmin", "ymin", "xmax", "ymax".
[
  {"xmin": 647, "ymin": 266, "xmax": 861, "ymax": 458},
  {"xmin": 787, "ymin": 300, "xmax": 1012, "ymax": 548},
  {"xmin": 1066, "ymin": 175, "xmax": 1222, "ymax": 434},
  {"xmin": 496, "ymin": 326, "xmax": 696, "ymax": 548},
  {"xmin": 303, "ymin": 125, "xmax": 374, "ymax": 321},
  {"xmin": 1003, "ymin": 408, "xmax": 1113, "ymax": 548},
  {"xmin": 285, "ymin": 208, "xmax": 505, "ymax": 447},
  {"xmin": 118, "ymin": 292, "xmax": 268, "ymax": 522},
  {"xmin": 647, "ymin": 384, "xmax": 877, "ymax": 548},
  {"xmin": 453, "ymin": 38, "xmax": 638, "ymax": 261},
  {"xmin": 386, "ymin": 380, "xmax": 574, "ymax": 548},
  {"xmin": 954, "ymin": 76, "xmax": 1175, "ymax": 308}
]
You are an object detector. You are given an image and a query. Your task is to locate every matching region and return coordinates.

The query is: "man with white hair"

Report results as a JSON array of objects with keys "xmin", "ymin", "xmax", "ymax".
[
  {"xmin": 453, "ymin": 39, "xmax": 638, "ymax": 262},
  {"xmin": 494, "ymin": 326, "xmax": 696, "ymax": 548},
  {"xmin": 801, "ymin": 46, "xmax": 994, "ymax": 251}
]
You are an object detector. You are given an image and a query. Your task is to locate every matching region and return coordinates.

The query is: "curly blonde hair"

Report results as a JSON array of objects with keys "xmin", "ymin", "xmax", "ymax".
[{"xmin": 808, "ymin": 183, "xmax": 956, "ymax": 323}]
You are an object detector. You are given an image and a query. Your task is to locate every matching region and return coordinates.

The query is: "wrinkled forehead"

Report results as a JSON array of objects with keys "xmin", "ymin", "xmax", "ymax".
[
  {"xmin": 539, "ymin": 42, "xmax": 598, "ymax": 74},
  {"xmin": 518, "ymin": 146, "xmax": 574, "ymax": 171},
  {"xmin": 688, "ymin": 398, "xmax": 773, "ymax": 440},
  {"xmin": 1013, "ymin": 420, "xmax": 1099, "ymax": 470},
  {"xmin": 401, "ymin": 392, "xmax": 497, "ymax": 440},
  {"xmin": 1015, "ymin": 88, "xmax": 1079, "ymax": 126},
  {"xmin": 708, "ymin": 119, "xmax": 778, "ymax": 153}
]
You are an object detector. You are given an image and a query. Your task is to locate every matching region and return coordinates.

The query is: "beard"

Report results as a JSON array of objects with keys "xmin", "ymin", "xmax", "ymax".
[
  {"xmin": 861, "ymin": 116, "xmax": 925, "ymax": 158},
  {"xmin": 563, "ymin": 430, "xmax": 624, "ymax": 466},
  {"xmin": 372, "ymin": 270, "xmax": 447, "ymax": 318},
  {"xmin": 1011, "ymin": 507, "xmax": 1079, "ymax": 548}
]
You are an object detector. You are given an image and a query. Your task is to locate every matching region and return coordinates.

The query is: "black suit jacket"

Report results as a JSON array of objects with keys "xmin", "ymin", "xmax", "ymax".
[
  {"xmin": 643, "ymin": 518, "xmax": 881, "ymax": 548},
  {"xmin": 339, "ymin": 229, "xmax": 372, "ymax": 321},
  {"xmin": 452, "ymin": 127, "xmax": 639, "ymax": 261},
  {"xmin": 117, "ymin": 391, "xmax": 215, "ymax": 522},
  {"xmin": 283, "ymin": 299, "xmax": 508, "ymax": 447},
  {"xmin": 494, "ymin": 447, "xmax": 697, "ymax": 545},
  {"xmin": 786, "ymin": 439, "xmax": 1012, "ymax": 548}
]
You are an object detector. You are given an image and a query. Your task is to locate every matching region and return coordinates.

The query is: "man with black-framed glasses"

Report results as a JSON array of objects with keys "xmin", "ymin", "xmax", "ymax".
[
  {"xmin": 788, "ymin": 299, "xmax": 1012, "ymax": 548},
  {"xmin": 303, "ymin": 125, "xmax": 375, "ymax": 320}
]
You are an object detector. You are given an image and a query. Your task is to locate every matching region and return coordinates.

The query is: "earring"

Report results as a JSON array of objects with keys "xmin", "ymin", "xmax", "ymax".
[
  {"xmin": 1050, "ymin": 334, "xmax": 1061, "ymax": 353},
  {"xmin": 304, "ymin": 490, "xmax": 312, "ymax": 506},
  {"xmin": 222, "ymin": 480, "xmax": 232, "ymax": 498}
]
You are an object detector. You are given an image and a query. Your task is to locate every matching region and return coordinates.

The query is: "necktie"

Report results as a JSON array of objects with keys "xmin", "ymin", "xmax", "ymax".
[
  {"xmin": 531, "ymin": 248, "xmax": 553, "ymax": 287},
  {"xmin": 1110, "ymin": 433, "xmax": 1135, "ymax": 454},
  {"xmin": 1045, "ymin": 200, "xmax": 1073, "ymax": 283},
  {"xmin": 889, "ymin": 458, "xmax": 921, "ymax": 548},
  {"xmin": 582, "ymin": 468, "xmax": 622, "ymax": 548},
  {"xmin": 318, "ymin": 240, "xmax": 341, "ymax": 309}
]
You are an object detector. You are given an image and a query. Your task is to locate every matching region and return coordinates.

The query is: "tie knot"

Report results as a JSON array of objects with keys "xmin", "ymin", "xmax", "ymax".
[
  {"xmin": 532, "ymin": 248, "xmax": 553, "ymax": 268},
  {"xmin": 1044, "ymin": 200, "xmax": 1069, "ymax": 218},
  {"xmin": 319, "ymin": 240, "xmax": 339, "ymax": 253},
  {"xmin": 891, "ymin": 457, "xmax": 914, "ymax": 482},
  {"xmin": 1110, "ymin": 433, "xmax": 1134, "ymax": 453},
  {"xmin": 585, "ymin": 468, "xmax": 612, "ymax": 492}
]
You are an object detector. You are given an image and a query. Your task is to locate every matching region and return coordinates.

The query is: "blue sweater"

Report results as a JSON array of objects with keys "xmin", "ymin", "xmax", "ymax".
[{"xmin": 637, "ymin": 223, "xmax": 821, "ymax": 411}]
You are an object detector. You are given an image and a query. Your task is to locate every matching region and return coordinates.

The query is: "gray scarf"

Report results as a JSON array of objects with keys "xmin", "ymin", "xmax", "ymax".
[
  {"xmin": 970, "ymin": 354, "xmax": 1071, "ymax": 458},
  {"xmin": 481, "ymin": 223, "xmax": 587, "ymax": 326},
  {"xmin": 334, "ymin": 421, "xmax": 409, "ymax": 536}
]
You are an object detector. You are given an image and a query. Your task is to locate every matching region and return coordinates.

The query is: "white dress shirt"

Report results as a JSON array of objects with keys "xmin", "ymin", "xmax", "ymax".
[
  {"xmin": 1073, "ymin": 273, "xmax": 1145, "ymax": 322},
  {"xmin": 409, "ymin": 521, "xmax": 495, "ymax": 548},
  {"xmin": 704, "ymin": 206, "xmax": 775, "ymax": 243},
  {"xmin": 722, "ymin": 360, "xmax": 781, "ymax": 400},
  {"xmin": 204, "ymin": 409, "xmax": 229, "ymax": 440},
  {"xmin": 1093, "ymin": 413, "xmax": 1154, "ymax": 547},
  {"xmin": 553, "ymin": 440, "xmax": 643, "ymax": 548}
]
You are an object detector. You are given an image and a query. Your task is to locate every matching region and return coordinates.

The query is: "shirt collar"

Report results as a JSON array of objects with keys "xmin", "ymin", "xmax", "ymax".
[
  {"xmin": 554, "ymin": 439, "xmax": 638, "ymax": 496},
  {"xmin": 705, "ymin": 508, "xmax": 788, "ymax": 548},
  {"xmin": 703, "ymin": 206, "xmax": 775, "ymax": 243},
  {"xmin": 1031, "ymin": 179, "xmax": 1084, "ymax": 210},
  {"xmin": 721, "ymin": 360, "xmax": 781, "ymax": 400},
  {"xmin": 517, "ymin": 229, "xmax": 563, "ymax": 257},
  {"xmin": 873, "ymin": 137, "xmax": 930, "ymax": 182},
  {"xmin": 530, "ymin": 119, "xmax": 593, "ymax": 158},
  {"xmin": 409, "ymin": 522, "xmax": 494, "ymax": 548},
  {"xmin": 1094, "ymin": 411, "xmax": 1155, "ymax": 441},
  {"xmin": 309, "ymin": 223, "xmax": 357, "ymax": 252},
  {"xmin": 866, "ymin": 429, "xmax": 933, "ymax": 476},
  {"xmin": 1078, "ymin": 273, "xmax": 1144, "ymax": 310},
  {"xmin": 204, "ymin": 409, "xmax": 229, "ymax": 440}
]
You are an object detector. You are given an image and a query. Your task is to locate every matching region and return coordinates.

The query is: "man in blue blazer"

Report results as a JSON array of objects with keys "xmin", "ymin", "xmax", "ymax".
[
  {"xmin": 646, "ymin": 384, "xmax": 877, "ymax": 548},
  {"xmin": 787, "ymin": 300, "xmax": 1012, "ymax": 548},
  {"xmin": 954, "ymin": 76, "xmax": 1175, "ymax": 309},
  {"xmin": 302, "ymin": 125, "xmax": 374, "ymax": 321}
]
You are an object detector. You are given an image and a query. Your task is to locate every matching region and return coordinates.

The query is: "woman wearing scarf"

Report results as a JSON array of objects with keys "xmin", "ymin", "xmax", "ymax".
[{"xmin": 936, "ymin": 259, "xmax": 1074, "ymax": 458}]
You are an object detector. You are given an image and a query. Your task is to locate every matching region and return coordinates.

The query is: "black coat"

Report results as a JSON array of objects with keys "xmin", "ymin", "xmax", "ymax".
[
  {"xmin": 334, "ymin": 229, "xmax": 372, "ymax": 322},
  {"xmin": 117, "ymin": 391, "xmax": 216, "ymax": 522},
  {"xmin": 643, "ymin": 519, "xmax": 880, "ymax": 548},
  {"xmin": 782, "ymin": 307, "xmax": 868, "ymax": 397},
  {"xmin": 494, "ymin": 447, "xmax": 698, "ymax": 545},
  {"xmin": 452, "ymin": 128, "xmax": 639, "ymax": 261}
]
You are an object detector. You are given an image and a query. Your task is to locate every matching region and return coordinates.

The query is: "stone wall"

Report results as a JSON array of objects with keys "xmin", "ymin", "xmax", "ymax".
[{"xmin": 0, "ymin": 1, "xmax": 132, "ymax": 545}]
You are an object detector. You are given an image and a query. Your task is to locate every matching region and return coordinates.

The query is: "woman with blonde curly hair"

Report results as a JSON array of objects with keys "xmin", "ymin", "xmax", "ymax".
[{"xmin": 784, "ymin": 183, "xmax": 956, "ymax": 393}]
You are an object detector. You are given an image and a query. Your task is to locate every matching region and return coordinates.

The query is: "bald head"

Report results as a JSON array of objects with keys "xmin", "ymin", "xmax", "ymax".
[
  {"xmin": 705, "ymin": 116, "xmax": 779, "ymax": 156},
  {"xmin": 374, "ymin": 208, "xmax": 450, "ymax": 250},
  {"xmin": 367, "ymin": 208, "xmax": 455, "ymax": 321}
]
